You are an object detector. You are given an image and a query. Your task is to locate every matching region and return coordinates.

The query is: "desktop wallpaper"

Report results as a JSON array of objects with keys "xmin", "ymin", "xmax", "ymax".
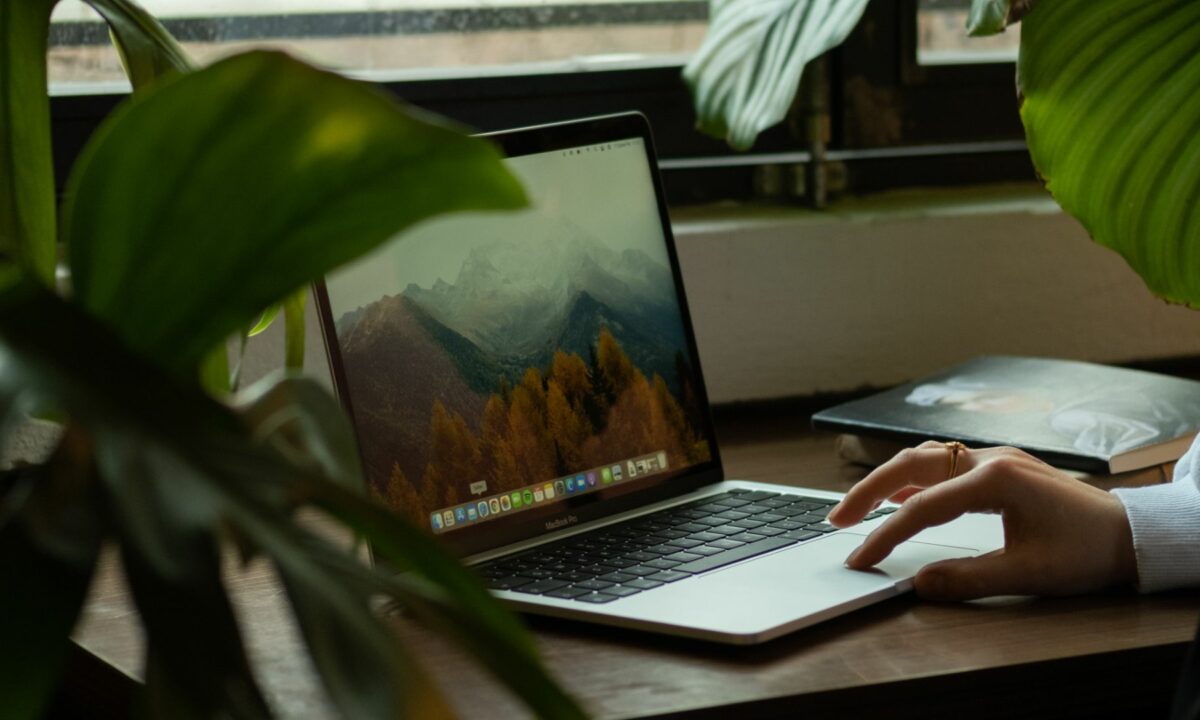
[{"xmin": 326, "ymin": 141, "xmax": 712, "ymax": 527}]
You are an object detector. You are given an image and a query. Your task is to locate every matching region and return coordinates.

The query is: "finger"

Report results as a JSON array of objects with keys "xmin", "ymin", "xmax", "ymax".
[
  {"xmin": 914, "ymin": 553, "xmax": 1036, "ymax": 601},
  {"xmin": 829, "ymin": 441, "xmax": 972, "ymax": 526},
  {"xmin": 845, "ymin": 467, "xmax": 1009, "ymax": 568},
  {"xmin": 888, "ymin": 486, "xmax": 922, "ymax": 504}
]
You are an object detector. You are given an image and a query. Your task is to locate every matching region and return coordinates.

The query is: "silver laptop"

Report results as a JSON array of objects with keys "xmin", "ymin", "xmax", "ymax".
[{"xmin": 314, "ymin": 113, "xmax": 1003, "ymax": 645}]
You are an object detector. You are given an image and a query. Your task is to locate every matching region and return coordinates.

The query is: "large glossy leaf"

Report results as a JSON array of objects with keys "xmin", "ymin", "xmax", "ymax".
[
  {"xmin": 0, "ymin": 280, "xmax": 583, "ymax": 719},
  {"xmin": 684, "ymin": 0, "xmax": 869, "ymax": 149},
  {"xmin": 1016, "ymin": 0, "xmax": 1200, "ymax": 307},
  {"xmin": 0, "ymin": 0, "xmax": 57, "ymax": 286},
  {"xmin": 85, "ymin": 0, "xmax": 191, "ymax": 89},
  {"xmin": 64, "ymin": 50, "xmax": 526, "ymax": 377}
]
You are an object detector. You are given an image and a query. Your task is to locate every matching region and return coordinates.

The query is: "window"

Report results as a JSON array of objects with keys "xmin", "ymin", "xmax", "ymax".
[
  {"xmin": 916, "ymin": 0, "xmax": 1019, "ymax": 66},
  {"xmin": 48, "ymin": 0, "xmax": 708, "ymax": 92},
  {"xmin": 47, "ymin": 0, "xmax": 1034, "ymax": 206}
]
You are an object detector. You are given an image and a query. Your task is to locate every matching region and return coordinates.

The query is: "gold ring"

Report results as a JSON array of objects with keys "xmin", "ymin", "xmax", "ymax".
[{"xmin": 945, "ymin": 441, "xmax": 967, "ymax": 479}]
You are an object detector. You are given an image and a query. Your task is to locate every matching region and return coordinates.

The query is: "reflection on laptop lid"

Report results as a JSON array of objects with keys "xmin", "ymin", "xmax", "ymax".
[{"xmin": 316, "ymin": 113, "xmax": 722, "ymax": 556}]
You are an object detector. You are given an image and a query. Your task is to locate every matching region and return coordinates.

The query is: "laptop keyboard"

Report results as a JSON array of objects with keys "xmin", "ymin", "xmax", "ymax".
[{"xmin": 475, "ymin": 488, "xmax": 895, "ymax": 604}]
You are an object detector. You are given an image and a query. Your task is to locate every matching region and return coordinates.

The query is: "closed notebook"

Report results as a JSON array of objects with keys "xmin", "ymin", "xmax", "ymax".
[{"xmin": 812, "ymin": 356, "xmax": 1200, "ymax": 474}]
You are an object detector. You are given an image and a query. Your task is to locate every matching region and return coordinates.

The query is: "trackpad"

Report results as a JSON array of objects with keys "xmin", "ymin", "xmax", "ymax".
[{"xmin": 848, "ymin": 534, "xmax": 980, "ymax": 590}]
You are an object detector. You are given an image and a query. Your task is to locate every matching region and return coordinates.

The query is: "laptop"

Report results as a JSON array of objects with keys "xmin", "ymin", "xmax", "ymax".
[{"xmin": 314, "ymin": 112, "xmax": 1003, "ymax": 645}]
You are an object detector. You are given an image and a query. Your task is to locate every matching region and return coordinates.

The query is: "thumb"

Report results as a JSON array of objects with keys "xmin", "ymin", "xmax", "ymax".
[{"xmin": 913, "ymin": 552, "xmax": 1033, "ymax": 601}]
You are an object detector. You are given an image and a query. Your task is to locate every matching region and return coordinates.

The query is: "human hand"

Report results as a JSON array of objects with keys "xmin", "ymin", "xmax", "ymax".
[{"xmin": 826, "ymin": 441, "xmax": 1138, "ymax": 601}]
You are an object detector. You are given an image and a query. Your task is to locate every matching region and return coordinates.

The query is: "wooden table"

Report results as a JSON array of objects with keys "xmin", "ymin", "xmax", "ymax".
[{"xmin": 69, "ymin": 416, "xmax": 1200, "ymax": 719}]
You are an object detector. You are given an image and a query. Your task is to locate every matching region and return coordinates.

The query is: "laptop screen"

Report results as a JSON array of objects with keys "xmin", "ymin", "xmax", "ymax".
[{"xmin": 318, "ymin": 116, "xmax": 718, "ymax": 553}]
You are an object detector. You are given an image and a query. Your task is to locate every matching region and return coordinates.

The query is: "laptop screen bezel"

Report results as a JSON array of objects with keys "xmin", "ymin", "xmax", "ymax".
[{"xmin": 313, "ymin": 112, "xmax": 725, "ymax": 558}]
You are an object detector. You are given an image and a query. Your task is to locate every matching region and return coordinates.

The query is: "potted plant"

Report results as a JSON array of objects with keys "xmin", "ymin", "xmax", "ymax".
[{"xmin": 0, "ymin": 1, "xmax": 584, "ymax": 718}]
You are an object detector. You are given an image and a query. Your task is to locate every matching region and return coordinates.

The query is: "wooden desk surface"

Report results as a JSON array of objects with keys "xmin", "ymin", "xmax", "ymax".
[{"xmin": 72, "ymin": 420, "xmax": 1200, "ymax": 719}]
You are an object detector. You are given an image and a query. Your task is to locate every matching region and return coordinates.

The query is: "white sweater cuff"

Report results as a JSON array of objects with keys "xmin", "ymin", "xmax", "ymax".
[{"xmin": 1112, "ymin": 483, "xmax": 1200, "ymax": 593}]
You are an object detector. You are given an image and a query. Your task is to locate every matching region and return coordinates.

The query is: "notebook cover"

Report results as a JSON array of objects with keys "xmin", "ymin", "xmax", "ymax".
[{"xmin": 811, "ymin": 356, "xmax": 1200, "ymax": 473}]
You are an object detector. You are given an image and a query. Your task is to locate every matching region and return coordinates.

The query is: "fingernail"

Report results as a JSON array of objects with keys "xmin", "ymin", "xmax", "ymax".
[{"xmin": 845, "ymin": 547, "xmax": 861, "ymax": 567}]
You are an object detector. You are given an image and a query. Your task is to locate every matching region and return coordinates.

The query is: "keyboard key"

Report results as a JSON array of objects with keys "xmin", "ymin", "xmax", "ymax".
[
  {"xmin": 730, "ymin": 532, "xmax": 769, "ymax": 543},
  {"xmin": 675, "ymin": 522, "xmax": 711, "ymax": 533},
  {"xmin": 601, "ymin": 586, "xmax": 642, "ymax": 598},
  {"xmin": 574, "ymin": 579, "xmax": 616, "ymax": 591},
  {"xmin": 598, "ymin": 557, "xmax": 638, "ymax": 570},
  {"xmin": 876, "ymin": 506, "xmax": 898, "ymax": 514},
  {"xmin": 599, "ymin": 572, "xmax": 637, "ymax": 583},
  {"xmin": 782, "ymin": 530, "xmax": 821, "ymax": 542},
  {"xmin": 747, "ymin": 525, "xmax": 785, "ymax": 537},
  {"xmin": 757, "ymin": 498, "xmax": 796, "ymax": 509},
  {"xmin": 713, "ymin": 510, "xmax": 751, "ymax": 521},
  {"xmin": 666, "ymin": 538, "xmax": 704, "ymax": 549},
  {"xmin": 624, "ymin": 578, "xmax": 665, "ymax": 590},
  {"xmin": 685, "ymin": 531, "xmax": 725, "ymax": 544},
  {"xmin": 688, "ymin": 545, "xmax": 726, "ymax": 557},
  {"xmin": 731, "ymin": 519, "xmax": 766, "ymax": 530},
  {"xmin": 546, "ymin": 586, "xmax": 592, "ymax": 599},
  {"xmin": 789, "ymin": 513, "xmax": 827, "ymax": 525},
  {"xmin": 556, "ymin": 571, "xmax": 594, "ymax": 583},
  {"xmin": 624, "ymin": 565, "xmax": 663, "ymax": 577},
  {"xmin": 516, "ymin": 569, "xmax": 557, "ymax": 580},
  {"xmin": 768, "ymin": 520, "xmax": 808, "ymax": 531},
  {"xmin": 674, "ymin": 536, "xmax": 797, "ymax": 574},
  {"xmin": 712, "ymin": 497, "xmax": 752, "ymax": 508},
  {"xmin": 693, "ymin": 516, "xmax": 727, "ymax": 527},
  {"xmin": 707, "ymin": 538, "xmax": 746, "ymax": 550},
  {"xmin": 651, "ymin": 529, "xmax": 689, "ymax": 540},
  {"xmin": 576, "ymin": 592, "xmax": 619, "ymax": 604},
  {"xmin": 511, "ymin": 579, "xmax": 570, "ymax": 595},
  {"xmin": 795, "ymin": 496, "xmax": 838, "ymax": 505},
  {"xmin": 622, "ymin": 551, "xmax": 659, "ymax": 563},
  {"xmin": 805, "ymin": 523, "xmax": 838, "ymax": 533},
  {"xmin": 751, "ymin": 513, "xmax": 786, "ymax": 523},
  {"xmin": 487, "ymin": 576, "xmax": 534, "ymax": 590},
  {"xmin": 664, "ymin": 551, "xmax": 704, "ymax": 563},
  {"xmin": 707, "ymin": 525, "xmax": 745, "ymax": 537},
  {"xmin": 732, "ymin": 491, "xmax": 781, "ymax": 502},
  {"xmin": 775, "ymin": 506, "xmax": 817, "ymax": 518},
  {"xmin": 645, "ymin": 558, "xmax": 681, "ymax": 570},
  {"xmin": 647, "ymin": 570, "xmax": 693, "ymax": 583},
  {"xmin": 641, "ymin": 545, "xmax": 678, "ymax": 557}
]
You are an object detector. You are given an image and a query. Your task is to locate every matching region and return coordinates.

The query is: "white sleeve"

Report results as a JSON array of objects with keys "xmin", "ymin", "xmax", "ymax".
[{"xmin": 1111, "ymin": 434, "xmax": 1200, "ymax": 592}]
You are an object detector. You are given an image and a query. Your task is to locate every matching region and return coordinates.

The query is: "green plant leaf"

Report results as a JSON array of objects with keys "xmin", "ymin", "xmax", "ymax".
[
  {"xmin": 0, "ymin": 0, "xmax": 58, "ymax": 286},
  {"xmin": 967, "ymin": 0, "xmax": 1035, "ymax": 37},
  {"xmin": 84, "ymin": 0, "xmax": 191, "ymax": 90},
  {"xmin": 0, "ymin": 279, "xmax": 580, "ymax": 719},
  {"xmin": 684, "ymin": 0, "xmax": 869, "ymax": 149},
  {"xmin": 1018, "ymin": 0, "xmax": 1200, "ymax": 307},
  {"xmin": 248, "ymin": 304, "xmax": 282, "ymax": 337},
  {"xmin": 0, "ymin": 450, "xmax": 104, "ymax": 720},
  {"xmin": 65, "ymin": 50, "xmax": 526, "ymax": 378},
  {"xmin": 199, "ymin": 341, "xmax": 231, "ymax": 395},
  {"xmin": 97, "ymin": 437, "xmax": 270, "ymax": 719},
  {"xmin": 283, "ymin": 286, "xmax": 307, "ymax": 370},
  {"xmin": 235, "ymin": 373, "xmax": 362, "ymax": 492}
]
